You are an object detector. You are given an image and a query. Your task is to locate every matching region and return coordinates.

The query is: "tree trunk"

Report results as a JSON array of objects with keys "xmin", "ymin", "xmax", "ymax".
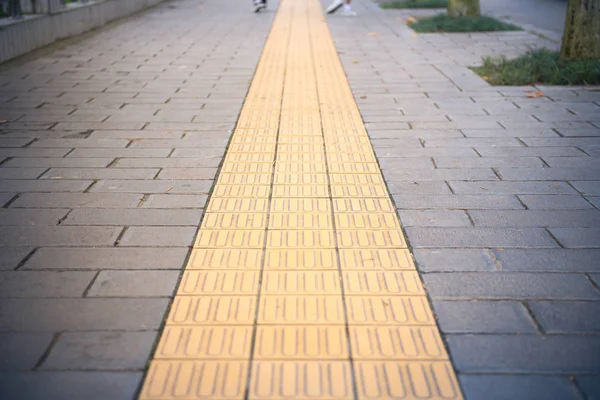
[
  {"xmin": 447, "ymin": 0, "xmax": 480, "ymax": 17},
  {"xmin": 560, "ymin": 0, "xmax": 600, "ymax": 61}
]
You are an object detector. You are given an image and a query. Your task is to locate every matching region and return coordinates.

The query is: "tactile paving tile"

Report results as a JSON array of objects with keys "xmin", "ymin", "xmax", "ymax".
[{"xmin": 139, "ymin": 0, "xmax": 463, "ymax": 396}]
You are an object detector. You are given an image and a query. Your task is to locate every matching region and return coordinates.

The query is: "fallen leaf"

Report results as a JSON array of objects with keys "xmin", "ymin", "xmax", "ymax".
[
  {"xmin": 352, "ymin": 60, "xmax": 359, "ymax": 64},
  {"xmin": 481, "ymin": 76, "xmax": 489, "ymax": 81},
  {"xmin": 527, "ymin": 91, "xmax": 544, "ymax": 98},
  {"xmin": 166, "ymin": 186, "xmax": 173, "ymax": 192},
  {"xmin": 368, "ymin": 32, "xmax": 380, "ymax": 37},
  {"xmin": 405, "ymin": 16, "xmax": 416, "ymax": 24},
  {"xmin": 539, "ymin": 131, "xmax": 544, "ymax": 135},
  {"xmin": 360, "ymin": 95, "xmax": 367, "ymax": 99},
  {"xmin": 411, "ymin": 33, "xmax": 418, "ymax": 38}
]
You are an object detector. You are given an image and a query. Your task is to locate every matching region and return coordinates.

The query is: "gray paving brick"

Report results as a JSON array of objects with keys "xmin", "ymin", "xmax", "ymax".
[
  {"xmin": 64, "ymin": 209, "xmax": 202, "ymax": 226},
  {"xmin": 398, "ymin": 210, "xmax": 471, "ymax": 227},
  {"xmin": 475, "ymin": 146, "xmax": 585, "ymax": 157},
  {"xmin": 31, "ymin": 139, "xmax": 130, "ymax": 148},
  {"xmin": 142, "ymin": 194, "xmax": 209, "ymax": 208},
  {"xmin": 449, "ymin": 181, "xmax": 577, "ymax": 195},
  {"xmin": 114, "ymin": 157, "xmax": 222, "ymax": 168},
  {"xmin": 424, "ymin": 138, "xmax": 522, "ymax": 147},
  {"xmin": 447, "ymin": 335, "xmax": 600, "ymax": 373},
  {"xmin": 576, "ymin": 376, "xmax": 600, "ymax": 400},
  {"xmin": 11, "ymin": 193, "xmax": 143, "ymax": 208},
  {"xmin": 88, "ymin": 130, "xmax": 185, "ymax": 139},
  {"xmin": 0, "ymin": 179, "xmax": 92, "ymax": 192},
  {"xmin": 0, "ymin": 332, "xmax": 54, "ymax": 370},
  {"xmin": 54, "ymin": 122, "xmax": 145, "ymax": 131},
  {"xmin": 393, "ymin": 194, "xmax": 523, "ymax": 210},
  {"xmin": 522, "ymin": 137, "xmax": 600, "ymax": 147},
  {"xmin": 469, "ymin": 210, "xmax": 600, "ymax": 228},
  {"xmin": 493, "ymin": 249, "xmax": 600, "ymax": 272},
  {"xmin": 384, "ymin": 169, "xmax": 497, "ymax": 181},
  {"xmin": 368, "ymin": 129, "xmax": 462, "ymax": 139},
  {"xmin": 385, "ymin": 181, "xmax": 452, "ymax": 195},
  {"xmin": 0, "ymin": 192, "xmax": 16, "ymax": 207},
  {"xmin": 423, "ymin": 273, "xmax": 600, "ymax": 300},
  {"xmin": 374, "ymin": 147, "xmax": 479, "ymax": 158},
  {"xmin": 128, "ymin": 138, "xmax": 229, "ymax": 148},
  {"xmin": 377, "ymin": 158, "xmax": 435, "ymax": 170},
  {"xmin": 405, "ymin": 227, "xmax": 558, "ymax": 248},
  {"xmin": 0, "ymin": 209, "xmax": 69, "ymax": 226},
  {"xmin": 412, "ymin": 249, "xmax": 496, "ymax": 272},
  {"xmin": 571, "ymin": 181, "xmax": 600, "ymax": 196},
  {"xmin": 434, "ymin": 156, "xmax": 543, "ymax": 168},
  {"xmin": 460, "ymin": 375, "xmax": 581, "ymax": 400},
  {"xmin": 23, "ymin": 247, "xmax": 188, "ymax": 270},
  {"xmin": 529, "ymin": 301, "xmax": 600, "ymax": 333},
  {"xmin": 88, "ymin": 270, "xmax": 180, "ymax": 297},
  {"xmin": 170, "ymin": 148, "xmax": 226, "ymax": 158},
  {"xmin": 40, "ymin": 168, "xmax": 159, "ymax": 180},
  {"xmin": 497, "ymin": 168, "xmax": 600, "ymax": 181},
  {"xmin": 0, "ymin": 247, "xmax": 33, "ymax": 271},
  {"xmin": 119, "ymin": 226, "xmax": 196, "ymax": 246},
  {"xmin": 518, "ymin": 195, "xmax": 594, "ymax": 210},
  {"xmin": 3, "ymin": 158, "xmax": 114, "ymax": 168},
  {"xmin": 157, "ymin": 167, "xmax": 219, "ymax": 180},
  {"xmin": 67, "ymin": 148, "xmax": 172, "ymax": 158},
  {"xmin": 549, "ymin": 228, "xmax": 600, "ymax": 248},
  {"xmin": 90, "ymin": 180, "xmax": 213, "ymax": 194},
  {"xmin": 369, "ymin": 139, "xmax": 423, "ymax": 149},
  {"xmin": 0, "ymin": 168, "xmax": 47, "ymax": 179},
  {"xmin": 43, "ymin": 331, "xmax": 156, "ymax": 370},
  {"xmin": 433, "ymin": 301, "xmax": 536, "ymax": 334},
  {"xmin": 0, "ymin": 372, "xmax": 142, "ymax": 400},
  {"xmin": 542, "ymin": 157, "xmax": 600, "ymax": 169},
  {"xmin": 0, "ymin": 298, "xmax": 169, "ymax": 330},
  {"xmin": 0, "ymin": 226, "xmax": 121, "ymax": 247},
  {"xmin": 0, "ymin": 271, "xmax": 94, "ymax": 297}
]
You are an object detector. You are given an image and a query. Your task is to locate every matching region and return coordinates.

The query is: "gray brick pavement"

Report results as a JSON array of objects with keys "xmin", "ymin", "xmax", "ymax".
[
  {"xmin": 0, "ymin": 0, "xmax": 274, "ymax": 395},
  {"xmin": 327, "ymin": 0, "xmax": 600, "ymax": 397}
]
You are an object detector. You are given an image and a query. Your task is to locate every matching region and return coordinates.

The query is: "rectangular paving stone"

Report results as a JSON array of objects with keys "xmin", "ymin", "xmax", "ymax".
[
  {"xmin": 0, "ymin": 148, "xmax": 71, "ymax": 158},
  {"xmin": 0, "ymin": 247, "xmax": 33, "ymax": 270},
  {"xmin": 386, "ymin": 181, "xmax": 452, "ymax": 195},
  {"xmin": 374, "ymin": 147, "xmax": 479, "ymax": 158},
  {"xmin": 141, "ymin": 194, "xmax": 208, "ymax": 208},
  {"xmin": 447, "ymin": 335, "xmax": 600, "ymax": 373},
  {"xmin": 424, "ymin": 138, "xmax": 522, "ymax": 147},
  {"xmin": 434, "ymin": 156, "xmax": 543, "ymax": 168},
  {"xmin": 3, "ymin": 158, "xmax": 114, "ymax": 168},
  {"xmin": 384, "ymin": 169, "xmax": 498, "ymax": 181},
  {"xmin": 43, "ymin": 331, "xmax": 157, "ymax": 370},
  {"xmin": 449, "ymin": 181, "xmax": 577, "ymax": 195},
  {"xmin": 405, "ymin": 227, "xmax": 558, "ymax": 248},
  {"xmin": 11, "ymin": 193, "xmax": 143, "ymax": 208},
  {"xmin": 40, "ymin": 168, "xmax": 159, "ymax": 180},
  {"xmin": 114, "ymin": 158, "xmax": 222, "ymax": 168},
  {"xmin": 393, "ymin": 194, "xmax": 523, "ymax": 210},
  {"xmin": 119, "ymin": 226, "xmax": 196, "ymax": 246},
  {"xmin": 0, "ymin": 226, "xmax": 121, "ymax": 246},
  {"xmin": 0, "ymin": 208, "xmax": 69, "ymax": 226},
  {"xmin": 0, "ymin": 271, "xmax": 95, "ymax": 297},
  {"xmin": 423, "ymin": 272, "xmax": 600, "ymax": 300},
  {"xmin": 497, "ymin": 168, "xmax": 600, "ymax": 181},
  {"xmin": 0, "ymin": 298, "xmax": 169, "ymax": 331},
  {"xmin": 549, "ymin": 228, "xmax": 600, "ymax": 248},
  {"xmin": 64, "ymin": 209, "xmax": 202, "ymax": 226},
  {"xmin": 433, "ymin": 301, "xmax": 536, "ymax": 334},
  {"xmin": 67, "ymin": 148, "xmax": 172, "ymax": 158},
  {"xmin": 571, "ymin": 181, "xmax": 600, "ymax": 196},
  {"xmin": 493, "ymin": 249, "xmax": 600, "ymax": 272},
  {"xmin": 529, "ymin": 301, "xmax": 600, "ymax": 333},
  {"xmin": 31, "ymin": 139, "xmax": 130, "ymax": 148},
  {"xmin": 88, "ymin": 271, "xmax": 180, "ymax": 297},
  {"xmin": 0, "ymin": 180, "xmax": 92, "ymax": 192},
  {"xmin": 0, "ymin": 372, "xmax": 142, "ymax": 400},
  {"xmin": 460, "ymin": 375, "xmax": 581, "ymax": 400},
  {"xmin": 0, "ymin": 192, "xmax": 16, "ymax": 207},
  {"xmin": 23, "ymin": 247, "xmax": 188, "ymax": 270},
  {"xmin": 398, "ymin": 210, "xmax": 471, "ymax": 227},
  {"xmin": 0, "ymin": 332, "xmax": 54, "ymax": 370},
  {"xmin": 518, "ymin": 195, "xmax": 594, "ymax": 210},
  {"xmin": 157, "ymin": 168, "xmax": 219, "ymax": 180},
  {"xmin": 475, "ymin": 146, "xmax": 585, "ymax": 157},
  {"xmin": 0, "ymin": 168, "xmax": 47, "ymax": 179},
  {"xmin": 469, "ymin": 210, "xmax": 600, "ymax": 228},
  {"xmin": 412, "ymin": 249, "xmax": 496, "ymax": 272},
  {"xmin": 90, "ymin": 180, "xmax": 213, "ymax": 194}
]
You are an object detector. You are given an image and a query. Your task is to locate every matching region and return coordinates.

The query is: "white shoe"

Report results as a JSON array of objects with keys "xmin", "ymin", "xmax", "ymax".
[
  {"xmin": 343, "ymin": 8, "xmax": 357, "ymax": 16},
  {"xmin": 253, "ymin": 0, "xmax": 266, "ymax": 12},
  {"xmin": 326, "ymin": 0, "xmax": 343, "ymax": 14}
]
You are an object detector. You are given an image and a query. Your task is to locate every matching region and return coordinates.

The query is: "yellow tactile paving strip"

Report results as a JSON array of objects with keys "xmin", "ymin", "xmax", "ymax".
[{"xmin": 138, "ymin": 0, "xmax": 463, "ymax": 397}]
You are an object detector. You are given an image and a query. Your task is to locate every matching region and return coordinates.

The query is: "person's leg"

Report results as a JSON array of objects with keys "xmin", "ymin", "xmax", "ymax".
[
  {"xmin": 253, "ymin": 0, "xmax": 266, "ymax": 12},
  {"xmin": 343, "ymin": 0, "xmax": 356, "ymax": 16},
  {"xmin": 326, "ymin": 0, "xmax": 343, "ymax": 14}
]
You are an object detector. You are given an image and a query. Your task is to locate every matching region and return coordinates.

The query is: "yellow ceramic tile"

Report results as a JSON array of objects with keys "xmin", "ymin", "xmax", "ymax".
[
  {"xmin": 210, "ymin": 185, "xmax": 270, "ymax": 198},
  {"xmin": 335, "ymin": 213, "xmax": 400, "ymax": 230},
  {"xmin": 230, "ymin": 135, "xmax": 277, "ymax": 144},
  {"xmin": 154, "ymin": 326, "xmax": 253, "ymax": 359},
  {"xmin": 269, "ymin": 213, "xmax": 333, "ymax": 229},
  {"xmin": 354, "ymin": 361, "xmax": 463, "ymax": 400},
  {"xmin": 258, "ymin": 295, "xmax": 345, "ymax": 324},
  {"xmin": 276, "ymin": 152, "xmax": 326, "ymax": 163},
  {"xmin": 220, "ymin": 162, "xmax": 273, "ymax": 174},
  {"xmin": 273, "ymin": 173, "xmax": 327, "ymax": 185},
  {"xmin": 227, "ymin": 143, "xmax": 276, "ymax": 153},
  {"xmin": 217, "ymin": 173, "xmax": 272, "ymax": 185},
  {"xmin": 276, "ymin": 143, "xmax": 324, "ymax": 153},
  {"xmin": 249, "ymin": 361, "xmax": 353, "ymax": 399},
  {"xmin": 350, "ymin": 326, "xmax": 448, "ymax": 360},
  {"xmin": 333, "ymin": 198, "xmax": 395, "ymax": 213},
  {"xmin": 267, "ymin": 230, "xmax": 336, "ymax": 249},
  {"xmin": 338, "ymin": 249, "xmax": 415, "ymax": 270},
  {"xmin": 167, "ymin": 296, "xmax": 257, "ymax": 325},
  {"xmin": 328, "ymin": 163, "xmax": 380, "ymax": 174},
  {"xmin": 177, "ymin": 271, "xmax": 259, "ymax": 295},
  {"xmin": 194, "ymin": 230, "xmax": 265, "ymax": 249},
  {"xmin": 336, "ymin": 230, "xmax": 407, "ymax": 248},
  {"xmin": 345, "ymin": 296, "xmax": 435, "ymax": 325},
  {"xmin": 187, "ymin": 249, "xmax": 263, "ymax": 269},
  {"xmin": 202, "ymin": 213, "xmax": 268, "ymax": 230},
  {"xmin": 261, "ymin": 271, "xmax": 341, "ymax": 295},
  {"xmin": 270, "ymin": 198, "xmax": 330, "ymax": 213},
  {"xmin": 343, "ymin": 271, "xmax": 425, "ymax": 295},
  {"xmin": 275, "ymin": 162, "xmax": 327, "ymax": 174},
  {"xmin": 225, "ymin": 152, "xmax": 275, "ymax": 163},
  {"xmin": 330, "ymin": 184, "xmax": 388, "ymax": 198},
  {"xmin": 271, "ymin": 185, "xmax": 329, "ymax": 198},
  {"xmin": 327, "ymin": 152, "xmax": 377, "ymax": 163},
  {"xmin": 206, "ymin": 198, "xmax": 269, "ymax": 213},
  {"xmin": 329, "ymin": 173, "xmax": 385, "ymax": 185},
  {"xmin": 253, "ymin": 326, "xmax": 348, "ymax": 359},
  {"xmin": 139, "ymin": 360, "xmax": 248, "ymax": 399},
  {"xmin": 264, "ymin": 249, "xmax": 337, "ymax": 269}
]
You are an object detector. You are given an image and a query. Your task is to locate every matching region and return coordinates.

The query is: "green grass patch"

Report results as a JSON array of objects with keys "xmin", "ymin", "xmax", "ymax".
[
  {"xmin": 409, "ymin": 13, "xmax": 521, "ymax": 33},
  {"xmin": 471, "ymin": 49, "xmax": 600, "ymax": 85},
  {"xmin": 381, "ymin": 0, "xmax": 447, "ymax": 9}
]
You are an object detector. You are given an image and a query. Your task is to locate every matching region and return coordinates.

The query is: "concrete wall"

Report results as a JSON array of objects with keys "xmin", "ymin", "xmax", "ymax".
[{"xmin": 0, "ymin": 0, "xmax": 164, "ymax": 64}]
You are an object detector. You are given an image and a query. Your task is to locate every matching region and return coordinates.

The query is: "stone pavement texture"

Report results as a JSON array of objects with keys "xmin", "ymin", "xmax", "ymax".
[{"xmin": 0, "ymin": 0, "xmax": 598, "ymax": 398}]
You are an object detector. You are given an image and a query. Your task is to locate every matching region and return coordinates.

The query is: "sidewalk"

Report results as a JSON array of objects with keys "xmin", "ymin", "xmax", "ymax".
[{"xmin": 0, "ymin": 0, "xmax": 599, "ymax": 398}]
